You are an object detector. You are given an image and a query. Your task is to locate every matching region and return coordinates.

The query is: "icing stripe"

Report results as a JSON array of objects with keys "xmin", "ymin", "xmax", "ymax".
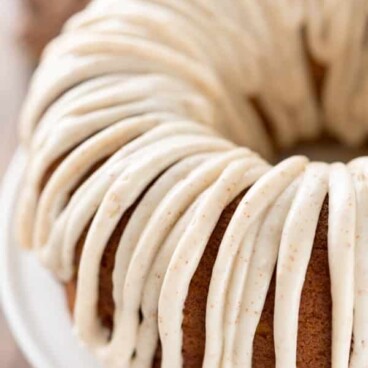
[
  {"xmin": 328, "ymin": 163, "xmax": 355, "ymax": 368},
  {"xmin": 350, "ymin": 159, "xmax": 368, "ymax": 367},
  {"xmin": 233, "ymin": 177, "xmax": 300, "ymax": 367},
  {"xmin": 274, "ymin": 163, "xmax": 329, "ymax": 367}
]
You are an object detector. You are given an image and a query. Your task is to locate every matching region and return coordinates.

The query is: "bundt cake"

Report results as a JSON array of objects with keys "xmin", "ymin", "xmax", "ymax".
[{"xmin": 16, "ymin": 0, "xmax": 368, "ymax": 367}]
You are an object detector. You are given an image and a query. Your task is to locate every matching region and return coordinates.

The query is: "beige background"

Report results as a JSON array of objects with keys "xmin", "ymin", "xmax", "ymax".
[
  {"xmin": 0, "ymin": 0, "xmax": 31, "ymax": 366},
  {"xmin": 2, "ymin": 2, "xmax": 368, "ymax": 368}
]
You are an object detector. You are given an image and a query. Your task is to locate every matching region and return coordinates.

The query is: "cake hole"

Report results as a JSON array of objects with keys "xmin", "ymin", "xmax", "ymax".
[{"xmin": 278, "ymin": 136, "xmax": 368, "ymax": 164}]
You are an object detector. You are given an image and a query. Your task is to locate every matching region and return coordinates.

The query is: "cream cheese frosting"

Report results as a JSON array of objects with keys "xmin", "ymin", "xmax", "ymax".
[{"xmin": 16, "ymin": 0, "xmax": 368, "ymax": 367}]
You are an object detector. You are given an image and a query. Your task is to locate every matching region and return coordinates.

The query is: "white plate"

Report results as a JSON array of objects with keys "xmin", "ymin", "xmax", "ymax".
[{"xmin": 0, "ymin": 150, "xmax": 101, "ymax": 368}]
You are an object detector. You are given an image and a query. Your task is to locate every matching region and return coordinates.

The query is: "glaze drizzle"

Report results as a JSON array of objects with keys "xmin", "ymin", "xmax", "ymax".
[{"xmin": 17, "ymin": 1, "xmax": 368, "ymax": 367}]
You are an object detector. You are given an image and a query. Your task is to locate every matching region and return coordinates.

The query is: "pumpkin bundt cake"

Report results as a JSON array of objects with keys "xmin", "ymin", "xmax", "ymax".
[{"xmin": 16, "ymin": 0, "xmax": 368, "ymax": 367}]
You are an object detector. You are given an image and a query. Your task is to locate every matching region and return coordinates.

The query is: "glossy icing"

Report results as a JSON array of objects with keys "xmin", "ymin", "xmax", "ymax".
[{"xmin": 16, "ymin": 0, "xmax": 368, "ymax": 367}]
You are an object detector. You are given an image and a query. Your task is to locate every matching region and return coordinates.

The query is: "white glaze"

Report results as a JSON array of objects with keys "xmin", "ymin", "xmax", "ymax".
[
  {"xmin": 274, "ymin": 163, "xmax": 329, "ymax": 367},
  {"xmin": 233, "ymin": 178, "xmax": 301, "ymax": 367},
  {"xmin": 349, "ymin": 158, "xmax": 368, "ymax": 367},
  {"xmin": 16, "ymin": 0, "xmax": 368, "ymax": 367},
  {"xmin": 328, "ymin": 163, "xmax": 355, "ymax": 368}
]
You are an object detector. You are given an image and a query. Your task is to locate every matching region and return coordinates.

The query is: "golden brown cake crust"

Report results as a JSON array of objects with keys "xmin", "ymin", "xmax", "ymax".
[
  {"xmin": 65, "ymin": 192, "xmax": 333, "ymax": 367},
  {"xmin": 182, "ymin": 192, "xmax": 247, "ymax": 367},
  {"xmin": 297, "ymin": 198, "xmax": 331, "ymax": 367}
]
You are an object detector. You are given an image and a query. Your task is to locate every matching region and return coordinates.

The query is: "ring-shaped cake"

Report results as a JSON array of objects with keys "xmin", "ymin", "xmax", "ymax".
[{"xmin": 16, "ymin": 1, "xmax": 368, "ymax": 367}]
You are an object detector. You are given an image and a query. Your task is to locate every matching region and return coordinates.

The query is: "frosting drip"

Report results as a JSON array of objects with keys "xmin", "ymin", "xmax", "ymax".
[{"xmin": 16, "ymin": 0, "xmax": 368, "ymax": 367}]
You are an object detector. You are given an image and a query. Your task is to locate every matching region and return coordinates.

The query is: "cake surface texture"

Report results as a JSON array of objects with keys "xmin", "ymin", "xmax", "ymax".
[{"xmin": 16, "ymin": 0, "xmax": 368, "ymax": 367}]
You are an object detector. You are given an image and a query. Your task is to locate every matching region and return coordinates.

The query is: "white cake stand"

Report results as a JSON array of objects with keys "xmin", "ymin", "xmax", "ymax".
[{"xmin": 0, "ymin": 150, "xmax": 101, "ymax": 368}]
